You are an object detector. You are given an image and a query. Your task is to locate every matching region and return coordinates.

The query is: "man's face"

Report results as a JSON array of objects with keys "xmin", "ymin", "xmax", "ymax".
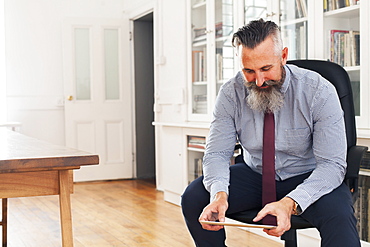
[{"xmin": 238, "ymin": 36, "xmax": 288, "ymax": 112}]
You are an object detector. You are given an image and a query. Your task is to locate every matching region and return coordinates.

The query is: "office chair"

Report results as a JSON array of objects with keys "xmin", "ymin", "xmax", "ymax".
[{"xmin": 227, "ymin": 60, "xmax": 368, "ymax": 247}]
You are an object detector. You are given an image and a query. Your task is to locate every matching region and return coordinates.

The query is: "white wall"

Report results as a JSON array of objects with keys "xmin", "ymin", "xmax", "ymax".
[
  {"xmin": 4, "ymin": 0, "xmax": 188, "ymax": 189},
  {"xmin": 123, "ymin": 0, "xmax": 188, "ymax": 124},
  {"xmin": 4, "ymin": 0, "xmax": 124, "ymax": 145},
  {"xmin": 0, "ymin": 0, "xmax": 6, "ymax": 123},
  {"xmin": 4, "ymin": 0, "xmax": 187, "ymax": 145}
]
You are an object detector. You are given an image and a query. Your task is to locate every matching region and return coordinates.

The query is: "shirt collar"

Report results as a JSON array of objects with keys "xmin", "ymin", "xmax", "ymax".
[{"xmin": 281, "ymin": 64, "xmax": 291, "ymax": 94}]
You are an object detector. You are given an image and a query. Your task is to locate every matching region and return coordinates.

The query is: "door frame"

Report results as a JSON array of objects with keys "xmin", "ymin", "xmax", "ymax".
[{"xmin": 129, "ymin": 5, "xmax": 156, "ymax": 180}]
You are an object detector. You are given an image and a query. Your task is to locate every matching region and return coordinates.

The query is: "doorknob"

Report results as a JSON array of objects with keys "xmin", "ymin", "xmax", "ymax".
[{"xmin": 67, "ymin": 95, "xmax": 73, "ymax": 101}]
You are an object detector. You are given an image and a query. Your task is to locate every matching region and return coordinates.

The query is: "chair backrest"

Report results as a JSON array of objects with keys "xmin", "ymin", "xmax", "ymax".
[
  {"xmin": 287, "ymin": 60, "xmax": 361, "ymax": 194},
  {"xmin": 287, "ymin": 60, "xmax": 357, "ymax": 148}
]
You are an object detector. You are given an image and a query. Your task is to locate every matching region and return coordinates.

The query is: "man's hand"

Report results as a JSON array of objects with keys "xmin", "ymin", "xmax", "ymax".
[
  {"xmin": 253, "ymin": 197, "xmax": 295, "ymax": 237},
  {"xmin": 199, "ymin": 192, "xmax": 229, "ymax": 231}
]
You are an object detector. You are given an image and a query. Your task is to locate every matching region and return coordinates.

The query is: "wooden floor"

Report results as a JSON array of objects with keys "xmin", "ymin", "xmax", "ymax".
[{"xmin": 4, "ymin": 179, "xmax": 282, "ymax": 247}]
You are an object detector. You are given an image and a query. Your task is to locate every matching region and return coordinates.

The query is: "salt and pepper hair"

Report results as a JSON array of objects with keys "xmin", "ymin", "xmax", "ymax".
[{"xmin": 232, "ymin": 19, "xmax": 283, "ymax": 56}]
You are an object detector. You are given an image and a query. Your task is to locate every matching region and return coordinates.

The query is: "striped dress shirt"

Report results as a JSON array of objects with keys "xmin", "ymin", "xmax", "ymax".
[{"xmin": 203, "ymin": 64, "xmax": 347, "ymax": 212}]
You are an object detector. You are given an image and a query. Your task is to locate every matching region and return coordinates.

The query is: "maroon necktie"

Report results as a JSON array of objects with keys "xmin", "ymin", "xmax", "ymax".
[{"xmin": 262, "ymin": 112, "xmax": 277, "ymax": 226}]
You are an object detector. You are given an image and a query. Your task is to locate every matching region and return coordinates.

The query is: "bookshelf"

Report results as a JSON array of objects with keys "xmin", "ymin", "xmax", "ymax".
[
  {"xmin": 323, "ymin": 3, "xmax": 364, "ymax": 128},
  {"xmin": 162, "ymin": 0, "xmax": 370, "ymax": 244}
]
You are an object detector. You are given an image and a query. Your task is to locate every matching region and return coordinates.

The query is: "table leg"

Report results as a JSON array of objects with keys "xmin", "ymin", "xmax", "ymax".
[
  {"xmin": 2, "ymin": 198, "xmax": 7, "ymax": 247},
  {"xmin": 58, "ymin": 170, "xmax": 73, "ymax": 247}
]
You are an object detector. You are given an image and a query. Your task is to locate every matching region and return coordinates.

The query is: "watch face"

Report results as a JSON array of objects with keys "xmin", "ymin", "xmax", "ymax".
[
  {"xmin": 293, "ymin": 201, "xmax": 301, "ymax": 215},
  {"xmin": 297, "ymin": 204, "xmax": 302, "ymax": 214},
  {"xmin": 295, "ymin": 202, "xmax": 302, "ymax": 215}
]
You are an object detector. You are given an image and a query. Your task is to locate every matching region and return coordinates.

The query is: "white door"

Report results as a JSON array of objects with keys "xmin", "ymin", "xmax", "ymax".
[{"xmin": 62, "ymin": 18, "xmax": 133, "ymax": 181}]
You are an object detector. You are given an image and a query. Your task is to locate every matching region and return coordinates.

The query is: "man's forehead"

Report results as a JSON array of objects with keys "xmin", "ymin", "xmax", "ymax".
[{"xmin": 239, "ymin": 49, "xmax": 280, "ymax": 68}]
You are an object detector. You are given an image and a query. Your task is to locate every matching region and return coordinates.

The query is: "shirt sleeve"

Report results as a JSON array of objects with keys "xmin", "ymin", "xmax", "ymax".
[
  {"xmin": 202, "ymin": 86, "xmax": 238, "ymax": 201},
  {"xmin": 286, "ymin": 78, "xmax": 347, "ymax": 212}
]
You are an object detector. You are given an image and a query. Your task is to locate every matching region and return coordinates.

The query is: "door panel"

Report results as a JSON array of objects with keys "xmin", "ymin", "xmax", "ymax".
[{"xmin": 63, "ymin": 18, "xmax": 133, "ymax": 181}]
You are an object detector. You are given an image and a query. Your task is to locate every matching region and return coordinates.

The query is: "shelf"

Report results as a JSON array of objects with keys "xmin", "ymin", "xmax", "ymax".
[
  {"xmin": 193, "ymin": 39, "xmax": 207, "ymax": 47},
  {"xmin": 281, "ymin": 17, "xmax": 308, "ymax": 26},
  {"xmin": 152, "ymin": 121, "xmax": 210, "ymax": 129},
  {"xmin": 188, "ymin": 147, "xmax": 205, "ymax": 152},
  {"xmin": 193, "ymin": 81, "xmax": 207, "ymax": 85},
  {"xmin": 357, "ymin": 129, "xmax": 370, "ymax": 139},
  {"xmin": 345, "ymin": 65, "xmax": 360, "ymax": 72},
  {"xmin": 360, "ymin": 169, "xmax": 370, "ymax": 177},
  {"xmin": 324, "ymin": 4, "xmax": 360, "ymax": 18},
  {"xmin": 215, "ymin": 36, "xmax": 230, "ymax": 43},
  {"xmin": 192, "ymin": 0, "xmax": 206, "ymax": 9},
  {"xmin": 217, "ymin": 79, "xmax": 227, "ymax": 84}
]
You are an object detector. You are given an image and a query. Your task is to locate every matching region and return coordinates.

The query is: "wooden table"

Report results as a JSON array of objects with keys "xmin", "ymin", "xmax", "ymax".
[{"xmin": 0, "ymin": 129, "xmax": 99, "ymax": 246}]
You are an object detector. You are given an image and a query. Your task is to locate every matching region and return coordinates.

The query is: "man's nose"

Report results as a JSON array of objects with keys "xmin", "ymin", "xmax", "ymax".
[{"xmin": 255, "ymin": 72, "xmax": 265, "ymax": 87}]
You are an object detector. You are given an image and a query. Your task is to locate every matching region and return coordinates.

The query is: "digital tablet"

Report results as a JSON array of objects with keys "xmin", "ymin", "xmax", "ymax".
[{"xmin": 199, "ymin": 220, "xmax": 276, "ymax": 229}]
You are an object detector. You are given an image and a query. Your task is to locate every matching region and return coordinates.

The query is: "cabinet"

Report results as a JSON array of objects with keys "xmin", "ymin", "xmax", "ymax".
[
  {"xmin": 188, "ymin": 0, "xmax": 236, "ymax": 122},
  {"xmin": 188, "ymin": 0, "xmax": 314, "ymax": 121}
]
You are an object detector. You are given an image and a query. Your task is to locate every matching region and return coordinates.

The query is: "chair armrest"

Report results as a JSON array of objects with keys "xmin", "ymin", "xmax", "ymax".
[
  {"xmin": 345, "ymin": 145, "xmax": 368, "ymax": 180},
  {"xmin": 345, "ymin": 145, "xmax": 368, "ymax": 201}
]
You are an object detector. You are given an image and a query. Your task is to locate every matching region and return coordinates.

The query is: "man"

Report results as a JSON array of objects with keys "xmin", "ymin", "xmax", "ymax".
[{"xmin": 181, "ymin": 19, "xmax": 360, "ymax": 247}]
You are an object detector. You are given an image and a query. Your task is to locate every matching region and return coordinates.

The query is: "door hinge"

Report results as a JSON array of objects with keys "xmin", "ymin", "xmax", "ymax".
[{"xmin": 129, "ymin": 31, "xmax": 132, "ymax": 41}]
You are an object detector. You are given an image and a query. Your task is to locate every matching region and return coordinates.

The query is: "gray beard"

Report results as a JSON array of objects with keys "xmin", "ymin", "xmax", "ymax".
[
  {"xmin": 246, "ymin": 86, "xmax": 284, "ymax": 113},
  {"xmin": 244, "ymin": 68, "xmax": 285, "ymax": 113}
]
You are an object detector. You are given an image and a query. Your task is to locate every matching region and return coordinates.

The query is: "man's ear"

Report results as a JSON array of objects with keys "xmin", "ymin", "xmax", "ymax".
[
  {"xmin": 281, "ymin": 47, "xmax": 288, "ymax": 65},
  {"xmin": 235, "ymin": 45, "xmax": 241, "ymax": 57}
]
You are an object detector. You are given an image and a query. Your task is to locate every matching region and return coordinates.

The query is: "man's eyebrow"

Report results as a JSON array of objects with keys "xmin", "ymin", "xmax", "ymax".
[
  {"xmin": 261, "ymin": 65, "xmax": 273, "ymax": 70},
  {"xmin": 243, "ymin": 65, "xmax": 273, "ymax": 71}
]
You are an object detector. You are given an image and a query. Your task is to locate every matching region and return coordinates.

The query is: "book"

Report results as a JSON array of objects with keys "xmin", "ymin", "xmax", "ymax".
[{"xmin": 194, "ymin": 158, "xmax": 203, "ymax": 178}]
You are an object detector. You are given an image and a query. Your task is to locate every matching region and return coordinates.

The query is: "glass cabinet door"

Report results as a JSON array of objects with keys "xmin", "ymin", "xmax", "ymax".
[
  {"xmin": 244, "ymin": 0, "xmax": 268, "ymax": 23},
  {"xmin": 214, "ymin": 0, "xmax": 234, "ymax": 94},
  {"xmin": 191, "ymin": 0, "xmax": 208, "ymax": 115},
  {"xmin": 243, "ymin": 0, "xmax": 308, "ymax": 60},
  {"xmin": 190, "ymin": 0, "xmax": 235, "ymax": 119},
  {"xmin": 280, "ymin": 0, "xmax": 308, "ymax": 60}
]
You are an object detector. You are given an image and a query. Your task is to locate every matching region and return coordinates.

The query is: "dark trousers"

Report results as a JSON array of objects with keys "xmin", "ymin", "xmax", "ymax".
[{"xmin": 181, "ymin": 162, "xmax": 360, "ymax": 247}]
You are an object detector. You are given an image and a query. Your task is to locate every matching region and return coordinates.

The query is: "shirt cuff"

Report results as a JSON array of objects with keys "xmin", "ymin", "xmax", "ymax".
[
  {"xmin": 286, "ymin": 189, "xmax": 312, "ymax": 213},
  {"xmin": 209, "ymin": 182, "xmax": 229, "ymax": 202}
]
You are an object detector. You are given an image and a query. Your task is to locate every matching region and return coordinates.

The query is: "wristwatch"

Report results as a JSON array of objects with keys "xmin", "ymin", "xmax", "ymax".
[{"xmin": 292, "ymin": 200, "xmax": 302, "ymax": 215}]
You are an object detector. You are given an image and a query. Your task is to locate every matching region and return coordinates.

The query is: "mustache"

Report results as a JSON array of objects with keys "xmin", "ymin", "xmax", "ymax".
[{"xmin": 245, "ymin": 79, "xmax": 281, "ymax": 90}]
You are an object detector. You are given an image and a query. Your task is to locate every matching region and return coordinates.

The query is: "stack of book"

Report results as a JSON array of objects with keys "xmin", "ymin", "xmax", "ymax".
[
  {"xmin": 354, "ymin": 152, "xmax": 370, "ymax": 240},
  {"xmin": 329, "ymin": 30, "xmax": 360, "ymax": 67},
  {"xmin": 192, "ymin": 49, "xmax": 207, "ymax": 82},
  {"xmin": 295, "ymin": 0, "xmax": 307, "ymax": 18},
  {"xmin": 193, "ymin": 95, "xmax": 207, "ymax": 114},
  {"xmin": 194, "ymin": 158, "xmax": 203, "ymax": 179},
  {"xmin": 324, "ymin": 0, "xmax": 360, "ymax": 12},
  {"xmin": 188, "ymin": 136, "xmax": 206, "ymax": 149},
  {"xmin": 193, "ymin": 26, "xmax": 207, "ymax": 42}
]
